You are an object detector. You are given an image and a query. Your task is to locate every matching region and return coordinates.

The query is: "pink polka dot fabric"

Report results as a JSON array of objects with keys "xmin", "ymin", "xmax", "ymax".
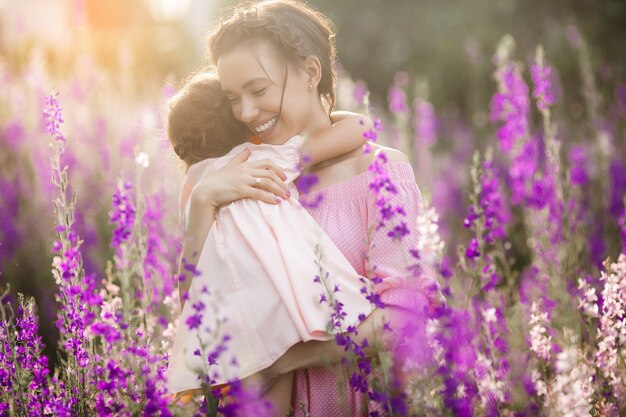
[{"xmin": 292, "ymin": 161, "xmax": 442, "ymax": 416}]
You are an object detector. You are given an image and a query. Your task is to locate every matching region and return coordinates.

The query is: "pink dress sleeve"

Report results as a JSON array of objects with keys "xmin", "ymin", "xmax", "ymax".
[{"xmin": 365, "ymin": 164, "xmax": 444, "ymax": 315}]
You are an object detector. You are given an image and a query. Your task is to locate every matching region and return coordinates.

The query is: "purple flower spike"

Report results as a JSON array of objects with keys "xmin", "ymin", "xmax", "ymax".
[
  {"xmin": 531, "ymin": 49, "xmax": 556, "ymax": 111},
  {"xmin": 490, "ymin": 63, "xmax": 530, "ymax": 153},
  {"xmin": 109, "ymin": 180, "xmax": 136, "ymax": 252},
  {"xmin": 466, "ymin": 238, "xmax": 481, "ymax": 259},
  {"xmin": 43, "ymin": 91, "xmax": 66, "ymax": 143},
  {"xmin": 388, "ymin": 86, "xmax": 408, "ymax": 114}
]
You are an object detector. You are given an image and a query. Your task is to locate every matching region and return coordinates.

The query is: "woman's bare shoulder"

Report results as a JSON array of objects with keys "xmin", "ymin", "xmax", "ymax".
[
  {"xmin": 353, "ymin": 143, "xmax": 409, "ymax": 170},
  {"xmin": 374, "ymin": 144, "xmax": 409, "ymax": 162},
  {"xmin": 308, "ymin": 143, "xmax": 410, "ymax": 190}
]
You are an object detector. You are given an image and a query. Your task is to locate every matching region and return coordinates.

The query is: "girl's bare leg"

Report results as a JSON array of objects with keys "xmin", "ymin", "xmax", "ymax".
[{"xmin": 263, "ymin": 371, "xmax": 294, "ymax": 417}]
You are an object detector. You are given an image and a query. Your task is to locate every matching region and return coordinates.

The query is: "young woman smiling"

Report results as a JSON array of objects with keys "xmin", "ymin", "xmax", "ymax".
[{"xmin": 174, "ymin": 1, "xmax": 443, "ymax": 414}]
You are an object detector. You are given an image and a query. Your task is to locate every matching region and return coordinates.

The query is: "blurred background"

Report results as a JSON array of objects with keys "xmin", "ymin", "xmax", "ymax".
[
  {"xmin": 1, "ymin": 0, "xmax": 625, "ymax": 368},
  {"xmin": 2, "ymin": 0, "xmax": 625, "ymax": 108}
]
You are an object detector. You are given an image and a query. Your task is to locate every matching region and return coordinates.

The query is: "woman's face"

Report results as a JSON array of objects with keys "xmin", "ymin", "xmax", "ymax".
[{"xmin": 217, "ymin": 42, "xmax": 314, "ymax": 145}]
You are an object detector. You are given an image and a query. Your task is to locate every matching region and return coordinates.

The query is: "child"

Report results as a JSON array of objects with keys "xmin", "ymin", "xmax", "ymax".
[{"xmin": 165, "ymin": 70, "xmax": 374, "ymax": 414}]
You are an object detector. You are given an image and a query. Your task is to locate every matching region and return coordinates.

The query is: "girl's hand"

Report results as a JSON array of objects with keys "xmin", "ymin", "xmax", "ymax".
[{"xmin": 191, "ymin": 148, "xmax": 290, "ymax": 208}]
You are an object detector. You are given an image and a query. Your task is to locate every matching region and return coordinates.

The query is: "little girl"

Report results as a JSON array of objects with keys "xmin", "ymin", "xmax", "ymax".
[{"xmin": 164, "ymin": 71, "xmax": 374, "ymax": 414}]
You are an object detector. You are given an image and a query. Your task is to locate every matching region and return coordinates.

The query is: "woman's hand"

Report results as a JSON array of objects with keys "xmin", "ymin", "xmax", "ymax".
[{"xmin": 191, "ymin": 148, "xmax": 290, "ymax": 208}]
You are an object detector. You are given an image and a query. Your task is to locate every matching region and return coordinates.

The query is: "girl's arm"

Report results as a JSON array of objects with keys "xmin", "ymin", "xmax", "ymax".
[
  {"xmin": 300, "ymin": 111, "xmax": 373, "ymax": 167},
  {"xmin": 177, "ymin": 194, "xmax": 217, "ymax": 309}
]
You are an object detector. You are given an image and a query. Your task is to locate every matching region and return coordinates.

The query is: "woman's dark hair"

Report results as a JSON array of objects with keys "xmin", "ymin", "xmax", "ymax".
[
  {"xmin": 166, "ymin": 70, "xmax": 250, "ymax": 169},
  {"xmin": 208, "ymin": 0, "xmax": 337, "ymax": 111}
]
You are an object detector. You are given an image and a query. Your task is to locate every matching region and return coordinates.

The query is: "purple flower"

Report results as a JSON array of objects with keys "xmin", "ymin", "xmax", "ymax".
[
  {"xmin": 186, "ymin": 314, "xmax": 203, "ymax": 330},
  {"xmin": 480, "ymin": 159, "xmax": 509, "ymax": 244},
  {"xmin": 365, "ymin": 292, "xmax": 386, "ymax": 309},
  {"xmin": 531, "ymin": 56, "xmax": 555, "ymax": 111},
  {"xmin": 43, "ymin": 91, "xmax": 66, "ymax": 143},
  {"xmin": 349, "ymin": 371, "xmax": 368, "ymax": 393},
  {"xmin": 413, "ymin": 98, "xmax": 437, "ymax": 147},
  {"xmin": 433, "ymin": 307, "xmax": 478, "ymax": 413},
  {"xmin": 89, "ymin": 322, "xmax": 122, "ymax": 345},
  {"xmin": 466, "ymin": 238, "xmax": 481, "ymax": 259},
  {"xmin": 192, "ymin": 300, "xmax": 206, "ymax": 312},
  {"xmin": 568, "ymin": 145, "xmax": 588, "ymax": 186},
  {"xmin": 388, "ymin": 85, "xmax": 408, "ymax": 114},
  {"xmin": 12, "ymin": 295, "xmax": 52, "ymax": 414},
  {"xmin": 44, "ymin": 91, "xmax": 98, "ymax": 372},
  {"xmin": 295, "ymin": 172, "xmax": 318, "ymax": 194},
  {"xmin": 109, "ymin": 180, "xmax": 136, "ymax": 251},
  {"xmin": 219, "ymin": 379, "xmax": 273, "ymax": 417},
  {"xmin": 526, "ymin": 174, "xmax": 554, "ymax": 210},
  {"xmin": 463, "ymin": 205, "xmax": 479, "ymax": 229},
  {"xmin": 618, "ymin": 209, "xmax": 626, "ymax": 254},
  {"xmin": 490, "ymin": 63, "xmax": 530, "ymax": 153},
  {"xmin": 387, "ymin": 221, "xmax": 410, "ymax": 241},
  {"xmin": 368, "ymin": 152, "xmax": 405, "ymax": 232},
  {"xmin": 296, "ymin": 173, "xmax": 324, "ymax": 209}
]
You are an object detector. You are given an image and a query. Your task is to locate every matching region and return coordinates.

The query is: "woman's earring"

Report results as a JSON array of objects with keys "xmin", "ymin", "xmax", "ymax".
[{"xmin": 308, "ymin": 83, "xmax": 313, "ymax": 89}]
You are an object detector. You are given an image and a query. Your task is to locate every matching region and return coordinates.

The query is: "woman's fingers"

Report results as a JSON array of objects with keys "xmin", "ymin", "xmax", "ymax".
[
  {"xmin": 251, "ymin": 159, "xmax": 287, "ymax": 180},
  {"xmin": 252, "ymin": 176, "xmax": 290, "ymax": 200},
  {"xmin": 193, "ymin": 152, "xmax": 290, "ymax": 206},
  {"xmin": 248, "ymin": 188, "xmax": 283, "ymax": 205},
  {"xmin": 252, "ymin": 169, "xmax": 289, "ymax": 194}
]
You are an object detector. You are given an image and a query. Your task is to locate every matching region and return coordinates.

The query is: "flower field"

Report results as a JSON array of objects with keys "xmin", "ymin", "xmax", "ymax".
[{"xmin": 1, "ymin": 17, "xmax": 625, "ymax": 417}]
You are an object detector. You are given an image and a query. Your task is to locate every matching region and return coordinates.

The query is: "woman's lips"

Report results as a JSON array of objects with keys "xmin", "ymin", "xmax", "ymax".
[{"xmin": 252, "ymin": 117, "xmax": 277, "ymax": 133}]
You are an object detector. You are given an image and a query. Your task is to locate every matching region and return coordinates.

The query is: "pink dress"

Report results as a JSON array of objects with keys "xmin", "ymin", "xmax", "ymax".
[
  {"xmin": 165, "ymin": 136, "xmax": 374, "ymax": 394},
  {"xmin": 292, "ymin": 160, "xmax": 442, "ymax": 416}
]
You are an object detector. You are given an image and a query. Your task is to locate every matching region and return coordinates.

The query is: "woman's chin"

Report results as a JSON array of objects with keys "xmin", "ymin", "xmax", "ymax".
[{"xmin": 258, "ymin": 122, "xmax": 293, "ymax": 145}]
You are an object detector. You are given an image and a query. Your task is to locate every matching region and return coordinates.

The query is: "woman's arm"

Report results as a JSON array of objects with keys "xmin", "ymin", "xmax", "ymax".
[
  {"xmin": 260, "ymin": 149, "xmax": 444, "ymax": 380},
  {"xmin": 257, "ymin": 307, "xmax": 396, "ymax": 381},
  {"xmin": 300, "ymin": 111, "xmax": 373, "ymax": 167}
]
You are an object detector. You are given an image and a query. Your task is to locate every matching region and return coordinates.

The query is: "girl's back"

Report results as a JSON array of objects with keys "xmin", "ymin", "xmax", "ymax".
[{"xmin": 166, "ymin": 135, "xmax": 373, "ymax": 394}]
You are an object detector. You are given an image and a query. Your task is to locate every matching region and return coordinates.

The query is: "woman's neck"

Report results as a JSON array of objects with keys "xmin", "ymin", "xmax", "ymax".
[{"xmin": 301, "ymin": 102, "xmax": 332, "ymax": 138}]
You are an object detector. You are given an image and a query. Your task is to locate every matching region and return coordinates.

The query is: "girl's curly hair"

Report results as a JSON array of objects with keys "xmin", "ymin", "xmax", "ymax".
[
  {"xmin": 166, "ymin": 70, "xmax": 250, "ymax": 169},
  {"xmin": 208, "ymin": 0, "xmax": 337, "ymax": 111}
]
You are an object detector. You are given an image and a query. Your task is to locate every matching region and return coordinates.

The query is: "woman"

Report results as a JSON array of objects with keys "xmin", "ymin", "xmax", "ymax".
[{"xmin": 180, "ymin": 0, "xmax": 443, "ymax": 414}]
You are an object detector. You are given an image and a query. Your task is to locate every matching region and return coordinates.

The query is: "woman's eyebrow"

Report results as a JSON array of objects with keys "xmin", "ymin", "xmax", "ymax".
[{"xmin": 223, "ymin": 77, "xmax": 270, "ymax": 94}]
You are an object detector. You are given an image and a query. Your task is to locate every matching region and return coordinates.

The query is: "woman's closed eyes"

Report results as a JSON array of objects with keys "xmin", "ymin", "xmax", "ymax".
[
  {"xmin": 252, "ymin": 87, "xmax": 268, "ymax": 96},
  {"xmin": 226, "ymin": 86, "xmax": 268, "ymax": 105}
]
